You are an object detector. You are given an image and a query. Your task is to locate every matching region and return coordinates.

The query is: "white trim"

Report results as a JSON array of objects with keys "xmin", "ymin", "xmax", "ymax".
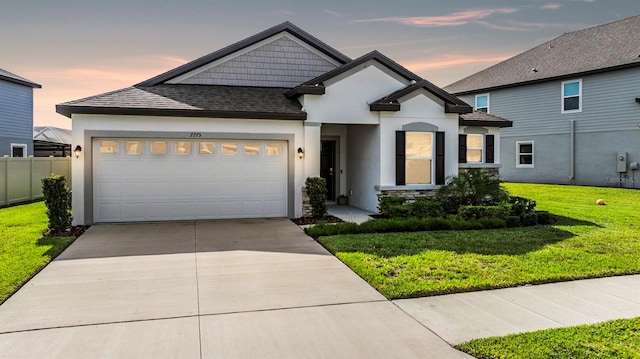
[
  {"xmin": 475, "ymin": 93, "xmax": 490, "ymax": 113},
  {"xmin": 516, "ymin": 141, "xmax": 534, "ymax": 168},
  {"xmin": 167, "ymin": 33, "xmax": 342, "ymax": 84},
  {"xmin": 10, "ymin": 143, "xmax": 27, "ymax": 158},
  {"xmin": 561, "ymin": 79, "xmax": 582, "ymax": 114}
]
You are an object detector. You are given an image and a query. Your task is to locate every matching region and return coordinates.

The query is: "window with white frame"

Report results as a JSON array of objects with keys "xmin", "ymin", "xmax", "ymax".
[
  {"xmin": 467, "ymin": 134, "xmax": 483, "ymax": 163},
  {"xmin": 406, "ymin": 132, "xmax": 433, "ymax": 184},
  {"xmin": 475, "ymin": 94, "xmax": 489, "ymax": 113},
  {"xmin": 516, "ymin": 141, "xmax": 534, "ymax": 167},
  {"xmin": 562, "ymin": 79, "xmax": 581, "ymax": 113},
  {"xmin": 11, "ymin": 143, "xmax": 27, "ymax": 158}
]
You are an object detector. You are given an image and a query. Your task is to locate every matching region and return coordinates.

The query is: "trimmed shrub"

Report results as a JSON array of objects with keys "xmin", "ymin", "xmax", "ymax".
[
  {"xmin": 535, "ymin": 211, "xmax": 553, "ymax": 225},
  {"xmin": 305, "ymin": 177, "xmax": 327, "ymax": 219},
  {"xmin": 437, "ymin": 169, "xmax": 509, "ymax": 208},
  {"xmin": 521, "ymin": 212, "xmax": 538, "ymax": 227},
  {"xmin": 509, "ymin": 196, "xmax": 537, "ymax": 216},
  {"xmin": 41, "ymin": 175, "xmax": 73, "ymax": 233},
  {"xmin": 412, "ymin": 197, "xmax": 445, "ymax": 218},
  {"xmin": 377, "ymin": 196, "xmax": 407, "ymax": 217},
  {"xmin": 506, "ymin": 216, "xmax": 521, "ymax": 228},
  {"xmin": 458, "ymin": 203, "xmax": 511, "ymax": 221},
  {"xmin": 304, "ymin": 216, "xmax": 506, "ymax": 238}
]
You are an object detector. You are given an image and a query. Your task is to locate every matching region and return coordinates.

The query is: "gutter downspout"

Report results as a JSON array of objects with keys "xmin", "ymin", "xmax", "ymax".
[{"xmin": 570, "ymin": 119, "xmax": 575, "ymax": 184}]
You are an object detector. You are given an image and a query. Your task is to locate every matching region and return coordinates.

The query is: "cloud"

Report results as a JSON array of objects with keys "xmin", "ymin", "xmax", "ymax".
[
  {"xmin": 403, "ymin": 53, "xmax": 512, "ymax": 72},
  {"xmin": 323, "ymin": 9, "xmax": 342, "ymax": 17},
  {"xmin": 541, "ymin": 3, "xmax": 562, "ymax": 10},
  {"xmin": 354, "ymin": 8, "xmax": 519, "ymax": 27}
]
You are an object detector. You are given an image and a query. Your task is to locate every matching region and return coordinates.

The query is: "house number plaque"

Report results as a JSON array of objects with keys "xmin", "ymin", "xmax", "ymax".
[{"xmin": 190, "ymin": 132, "xmax": 202, "ymax": 138}]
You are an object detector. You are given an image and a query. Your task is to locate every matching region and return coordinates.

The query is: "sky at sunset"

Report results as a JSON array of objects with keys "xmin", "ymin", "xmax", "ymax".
[{"xmin": 2, "ymin": 0, "xmax": 640, "ymax": 129}]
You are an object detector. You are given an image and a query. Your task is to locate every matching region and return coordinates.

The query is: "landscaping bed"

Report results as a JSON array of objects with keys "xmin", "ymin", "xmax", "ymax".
[
  {"xmin": 316, "ymin": 183, "xmax": 640, "ymax": 299},
  {"xmin": 456, "ymin": 317, "xmax": 640, "ymax": 359}
]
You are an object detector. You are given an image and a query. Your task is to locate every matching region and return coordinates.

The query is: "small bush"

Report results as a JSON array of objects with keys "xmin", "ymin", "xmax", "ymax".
[
  {"xmin": 506, "ymin": 216, "xmax": 521, "ymax": 228},
  {"xmin": 412, "ymin": 198, "xmax": 444, "ymax": 218},
  {"xmin": 535, "ymin": 211, "xmax": 553, "ymax": 225},
  {"xmin": 509, "ymin": 196, "xmax": 537, "ymax": 216},
  {"xmin": 437, "ymin": 169, "xmax": 509, "ymax": 207},
  {"xmin": 377, "ymin": 196, "xmax": 406, "ymax": 217},
  {"xmin": 458, "ymin": 204, "xmax": 511, "ymax": 221},
  {"xmin": 521, "ymin": 212, "xmax": 538, "ymax": 226},
  {"xmin": 305, "ymin": 177, "xmax": 327, "ymax": 219},
  {"xmin": 41, "ymin": 175, "xmax": 73, "ymax": 233}
]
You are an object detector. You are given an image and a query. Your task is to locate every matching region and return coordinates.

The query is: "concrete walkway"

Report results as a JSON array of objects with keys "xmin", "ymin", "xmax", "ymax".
[
  {"xmin": 0, "ymin": 219, "xmax": 469, "ymax": 358},
  {"xmin": 395, "ymin": 275, "xmax": 640, "ymax": 345},
  {"xmin": 328, "ymin": 205, "xmax": 376, "ymax": 224}
]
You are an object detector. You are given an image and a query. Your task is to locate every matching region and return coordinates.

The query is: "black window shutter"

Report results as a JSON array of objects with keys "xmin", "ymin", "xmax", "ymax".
[
  {"xmin": 435, "ymin": 132, "xmax": 445, "ymax": 185},
  {"xmin": 396, "ymin": 131, "xmax": 406, "ymax": 185},
  {"xmin": 458, "ymin": 134, "xmax": 467, "ymax": 164},
  {"xmin": 485, "ymin": 134, "xmax": 495, "ymax": 164}
]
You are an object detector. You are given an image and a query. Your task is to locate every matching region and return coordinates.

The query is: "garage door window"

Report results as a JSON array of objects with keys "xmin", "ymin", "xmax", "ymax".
[
  {"xmin": 100, "ymin": 140, "xmax": 119, "ymax": 154},
  {"xmin": 244, "ymin": 143, "xmax": 260, "ymax": 156},
  {"xmin": 266, "ymin": 143, "xmax": 281, "ymax": 156},
  {"xmin": 126, "ymin": 141, "xmax": 143, "ymax": 155},
  {"xmin": 175, "ymin": 142, "xmax": 192, "ymax": 155},
  {"xmin": 151, "ymin": 141, "xmax": 168, "ymax": 155},
  {"xmin": 199, "ymin": 142, "xmax": 215, "ymax": 155},
  {"xmin": 222, "ymin": 143, "xmax": 238, "ymax": 155}
]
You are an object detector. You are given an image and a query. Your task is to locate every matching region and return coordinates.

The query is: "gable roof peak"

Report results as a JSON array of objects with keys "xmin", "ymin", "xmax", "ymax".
[{"xmin": 135, "ymin": 22, "xmax": 351, "ymax": 87}]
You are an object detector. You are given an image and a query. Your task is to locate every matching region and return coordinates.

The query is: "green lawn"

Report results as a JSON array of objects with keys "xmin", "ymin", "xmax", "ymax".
[
  {"xmin": 456, "ymin": 317, "xmax": 640, "ymax": 359},
  {"xmin": 0, "ymin": 202, "xmax": 75, "ymax": 303},
  {"xmin": 318, "ymin": 183, "xmax": 640, "ymax": 299}
]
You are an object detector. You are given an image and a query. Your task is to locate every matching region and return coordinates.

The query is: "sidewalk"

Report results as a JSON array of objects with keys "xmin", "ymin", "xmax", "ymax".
[
  {"xmin": 394, "ymin": 274, "xmax": 640, "ymax": 345},
  {"xmin": 328, "ymin": 205, "xmax": 376, "ymax": 224}
]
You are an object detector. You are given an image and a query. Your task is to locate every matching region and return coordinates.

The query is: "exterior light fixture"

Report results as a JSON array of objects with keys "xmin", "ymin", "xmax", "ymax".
[
  {"xmin": 297, "ymin": 147, "xmax": 304, "ymax": 159},
  {"xmin": 74, "ymin": 145, "xmax": 82, "ymax": 158}
]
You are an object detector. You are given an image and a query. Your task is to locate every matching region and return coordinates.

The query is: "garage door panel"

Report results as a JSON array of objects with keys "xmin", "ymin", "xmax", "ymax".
[{"xmin": 94, "ymin": 139, "xmax": 288, "ymax": 222}]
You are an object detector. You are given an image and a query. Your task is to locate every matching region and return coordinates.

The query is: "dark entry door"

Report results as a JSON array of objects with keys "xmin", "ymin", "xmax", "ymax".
[{"xmin": 320, "ymin": 140, "xmax": 336, "ymax": 201}]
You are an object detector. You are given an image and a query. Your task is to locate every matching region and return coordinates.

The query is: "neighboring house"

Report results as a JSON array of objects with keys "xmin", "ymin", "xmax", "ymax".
[
  {"xmin": 56, "ymin": 22, "xmax": 511, "ymax": 225},
  {"xmin": 0, "ymin": 68, "xmax": 41, "ymax": 157},
  {"xmin": 445, "ymin": 15, "xmax": 640, "ymax": 188},
  {"xmin": 33, "ymin": 126, "xmax": 72, "ymax": 157}
]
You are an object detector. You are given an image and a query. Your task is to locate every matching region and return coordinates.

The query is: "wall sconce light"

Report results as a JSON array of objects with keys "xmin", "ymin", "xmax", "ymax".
[
  {"xmin": 74, "ymin": 145, "xmax": 82, "ymax": 158},
  {"xmin": 297, "ymin": 147, "xmax": 304, "ymax": 159}
]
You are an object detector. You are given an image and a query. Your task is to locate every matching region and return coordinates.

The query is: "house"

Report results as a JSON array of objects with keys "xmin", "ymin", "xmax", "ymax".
[
  {"xmin": 0, "ymin": 68, "xmax": 41, "ymax": 157},
  {"xmin": 445, "ymin": 15, "xmax": 640, "ymax": 188},
  {"xmin": 56, "ymin": 22, "xmax": 511, "ymax": 225},
  {"xmin": 33, "ymin": 126, "xmax": 72, "ymax": 157}
]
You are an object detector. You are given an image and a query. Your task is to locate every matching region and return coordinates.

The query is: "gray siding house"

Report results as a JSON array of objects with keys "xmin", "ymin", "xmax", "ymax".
[
  {"xmin": 445, "ymin": 15, "xmax": 640, "ymax": 189},
  {"xmin": 0, "ymin": 68, "xmax": 41, "ymax": 157}
]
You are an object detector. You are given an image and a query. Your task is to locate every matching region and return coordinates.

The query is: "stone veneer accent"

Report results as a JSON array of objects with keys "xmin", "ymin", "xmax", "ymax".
[{"xmin": 301, "ymin": 187, "xmax": 313, "ymax": 217}]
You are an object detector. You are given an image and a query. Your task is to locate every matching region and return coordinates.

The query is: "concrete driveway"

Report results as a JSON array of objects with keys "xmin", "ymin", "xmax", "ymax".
[{"xmin": 0, "ymin": 219, "xmax": 469, "ymax": 358}]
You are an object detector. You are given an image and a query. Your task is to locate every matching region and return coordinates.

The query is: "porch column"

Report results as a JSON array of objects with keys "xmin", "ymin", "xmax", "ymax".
[{"xmin": 303, "ymin": 122, "xmax": 321, "ymax": 179}]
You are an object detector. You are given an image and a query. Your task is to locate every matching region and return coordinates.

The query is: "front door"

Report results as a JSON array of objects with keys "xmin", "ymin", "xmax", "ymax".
[{"xmin": 320, "ymin": 140, "xmax": 336, "ymax": 201}]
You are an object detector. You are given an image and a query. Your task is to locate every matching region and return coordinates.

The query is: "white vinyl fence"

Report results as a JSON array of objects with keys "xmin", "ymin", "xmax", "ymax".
[{"xmin": 0, "ymin": 157, "xmax": 72, "ymax": 207}]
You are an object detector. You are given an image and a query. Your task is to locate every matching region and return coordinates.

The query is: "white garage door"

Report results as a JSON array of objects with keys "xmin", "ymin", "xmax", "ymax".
[{"xmin": 93, "ymin": 138, "xmax": 288, "ymax": 222}]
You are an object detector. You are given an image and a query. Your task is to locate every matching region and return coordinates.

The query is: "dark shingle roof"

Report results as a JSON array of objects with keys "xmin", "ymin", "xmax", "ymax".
[
  {"xmin": 56, "ymin": 85, "xmax": 306, "ymax": 120},
  {"xmin": 136, "ymin": 22, "xmax": 351, "ymax": 87},
  {"xmin": 459, "ymin": 111, "xmax": 513, "ymax": 128},
  {"xmin": 370, "ymin": 80, "xmax": 472, "ymax": 114},
  {"xmin": 445, "ymin": 15, "xmax": 640, "ymax": 95},
  {"xmin": 0, "ymin": 68, "xmax": 41, "ymax": 88}
]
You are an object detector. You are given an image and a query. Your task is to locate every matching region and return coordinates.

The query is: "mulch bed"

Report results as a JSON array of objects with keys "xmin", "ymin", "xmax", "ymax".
[
  {"xmin": 43, "ymin": 225, "xmax": 90, "ymax": 238},
  {"xmin": 291, "ymin": 216, "xmax": 343, "ymax": 225}
]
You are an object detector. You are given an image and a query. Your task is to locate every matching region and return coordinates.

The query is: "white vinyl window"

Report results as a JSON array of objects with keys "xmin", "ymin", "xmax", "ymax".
[
  {"xmin": 406, "ymin": 132, "xmax": 433, "ymax": 184},
  {"xmin": 467, "ymin": 134, "xmax": 483, "ymax": 163},
  {"xmin": 175, "ymin": 141, "xmax": 192, "ymax": 155},
  {"xmin": 126, "ymin": 141, "xmax": 143, "ymax": 155},
  {"xmin": 100, "ymin": 140, "xmax": 118, "ymax": 154},
  {"xmin": 562, "ymin": 79, "xmax": 582, "ymax": 113},
  {"xmin": 516, "ymin": 141, "xmax": 534, "ymax": 168},
  {"xmin": 199, "ymin": 142, "xmax": 215, "ymax": 155},
  {"xmin": 10, "ymin": 143, "xmax": 27, "ymax": 158},
  {"xmin": 222, "ymin": 143, "xmax": 238, "ymax": 155},
  {"xmin": 265, "ymin": 143, "xmax": 281, "ymax": 156},
  {"xmin": 244, "ymin": 143, "xmax": 260, "ymax": 156},
  {"xmin": 475, "ymin": 94, "xmax": 489, "ymax": 113},
  {"xmin": 151, "ymin": 141, "xmax": 168, "ymax": 155}
]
